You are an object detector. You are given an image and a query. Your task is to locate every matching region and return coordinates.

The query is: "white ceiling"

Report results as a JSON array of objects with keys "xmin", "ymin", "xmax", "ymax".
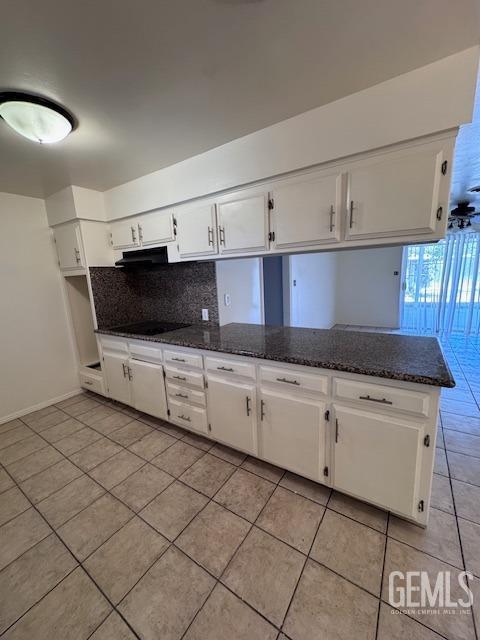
[
  {"xmin": 0, "ymin": 0, "xmax": 479, "ymax": 199},
  {"xmin": 450, "ymin": 72, "xmax": 480, "ymax": 211}
]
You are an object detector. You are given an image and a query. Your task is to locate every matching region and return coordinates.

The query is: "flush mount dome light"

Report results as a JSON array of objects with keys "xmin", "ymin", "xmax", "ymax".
[{"xmin": 0, "ymin": 92, "xmax": 75, "ymax": 143}]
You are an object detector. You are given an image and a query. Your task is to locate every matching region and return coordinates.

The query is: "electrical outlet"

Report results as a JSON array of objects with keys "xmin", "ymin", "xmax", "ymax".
[
  {"xmin": 202, "ymin": 308, "xmax": 209, "ymax": 321},
  {"xmin": 224, "ymin": 293, "xmax": 231, "ymax": 307}
]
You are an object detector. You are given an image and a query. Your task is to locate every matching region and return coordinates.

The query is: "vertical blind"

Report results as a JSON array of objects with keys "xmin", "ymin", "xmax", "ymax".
[{"xmin": 400, "ymin": 232, "xmax": 480, "ymax": 335}]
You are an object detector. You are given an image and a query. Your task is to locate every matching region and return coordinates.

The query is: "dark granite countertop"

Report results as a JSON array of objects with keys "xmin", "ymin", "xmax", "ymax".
[{"xmin": 96, "ymin": 322, "xmax": 455, "ymax": 388}]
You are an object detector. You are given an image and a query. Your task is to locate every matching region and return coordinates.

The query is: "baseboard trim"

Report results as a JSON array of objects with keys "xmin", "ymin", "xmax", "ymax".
[{"xmin": 0, "ymin": 388, "xmax": 84, "ymax": 425}]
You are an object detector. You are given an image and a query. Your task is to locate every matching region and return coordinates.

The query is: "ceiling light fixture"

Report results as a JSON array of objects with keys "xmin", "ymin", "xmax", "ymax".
[{"xmin": 0, "ymin": 91, "xmax": 75, "ymax": 143}]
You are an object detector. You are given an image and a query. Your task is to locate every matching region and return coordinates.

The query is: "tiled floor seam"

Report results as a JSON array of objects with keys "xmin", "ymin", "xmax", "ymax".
[
  {"xmin": 0, "ymin": 462, "xmax": 144, "ymax": 640},
  {"xmin": 444, "ymin": 444, "xmax": 480, "ymax": 640},
  {"xmin": 5, "ymin": 418, "xmax": 176, "ymax": 538},
  {"xmin": 112, "ymin": 460, "xmax": 248, "ymax": 639},
  {"xmin": 0, "ymin": 439, "xmax": 50, "ymax": 468},
  {"xmin": 278, "ymin": 496, "xmax": 330, "ymax": 636},
  {"xmin": 0, "ymin": 428, "xmax": 38, "ymax": 452},
  {"xmin": 374, "ymin": 512, "xmax": 390, "ymax": 640}
]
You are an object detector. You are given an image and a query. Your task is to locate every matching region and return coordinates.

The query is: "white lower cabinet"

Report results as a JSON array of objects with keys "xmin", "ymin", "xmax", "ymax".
[
  {"xmin": 129, "ymin": 359, "xmax": 167, "ymax": 420},
  {"xmin": 103, "ymin": 352, "xmax": 131, "ymax": 404},
  {"xmin": 333, "ymin": 405, "xmax": 424, "ymax": 518},
  {"xmin": 259, "ymin": 388, "xmax": 326, "ymax": 480},
  {"xmin": 99, "ymin": 335, "xmax": 439, "ymax": 524},
  {"xmin": 206, "ymin": 375, "xmax": 257, "ymax": 454}
]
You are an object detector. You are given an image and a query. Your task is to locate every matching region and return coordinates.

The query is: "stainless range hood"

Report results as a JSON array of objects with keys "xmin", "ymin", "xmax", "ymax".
[{"xmin": 115, "ymin": 246, "xmax": 169, "ymax": 267}]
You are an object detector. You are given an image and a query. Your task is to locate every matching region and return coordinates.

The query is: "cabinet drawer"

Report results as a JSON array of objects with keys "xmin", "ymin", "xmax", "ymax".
[
  {"xmin": 100, "ymin": 337, "xmax": 129, "ymax": 354},
  {"xmin": 164, "ymin": 349, "xmax": 203, "ymax": 369},
  {"xmin": 129, "ymin": 343, "xmax": 163, "ymax": 364},
  {"xmin": 333, "ymin": 378, "xmax": 430, "ymax": 417},
  {"xmin": 259, "ymin": 365, "xmax": 328, "ymax": 395},
  {"xmin": 205, "ymin": 356, "xmax": 255, "ymax": 379},
  {"xmin": 165, "ymin": 365, "xmax": 204, "ymax": 389},
  {"xmin": 79, "ymin": 371, "xmax": 105, "ymax": 395},
  {"xmin": 168, "ymin": 398, "xmax": 208, "ymax": 433},
  {"xmin": 166, "ymin": 382, "xmax": 206, "ymax": 407}
]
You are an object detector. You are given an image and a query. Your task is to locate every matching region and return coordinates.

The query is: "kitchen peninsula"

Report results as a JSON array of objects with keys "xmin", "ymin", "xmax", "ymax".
[{"xmin": 96, "ymin": 322, "xmax": 454, "ymax": 525}]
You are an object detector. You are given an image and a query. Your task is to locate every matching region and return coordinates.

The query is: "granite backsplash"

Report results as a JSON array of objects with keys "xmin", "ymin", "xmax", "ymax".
[{"xmin": 89, "ymin": 262, "xmax": 219, "ymax": 329}]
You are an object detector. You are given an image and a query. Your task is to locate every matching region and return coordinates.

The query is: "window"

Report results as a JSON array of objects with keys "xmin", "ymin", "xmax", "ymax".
[{"xmin": 401, "ymin": 233, "xmax": 480, "ymax": 335}]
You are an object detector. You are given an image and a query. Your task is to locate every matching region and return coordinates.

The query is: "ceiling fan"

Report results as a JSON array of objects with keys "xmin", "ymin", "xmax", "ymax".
[{"xmin": 448, "ymin": 200, "xmax": 477, "ymax": 230}]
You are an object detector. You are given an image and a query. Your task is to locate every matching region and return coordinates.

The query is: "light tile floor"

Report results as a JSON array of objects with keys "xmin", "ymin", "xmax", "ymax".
[{"xmin": 0, "ymin": 335, "xmax": 479, "ymax": 639}]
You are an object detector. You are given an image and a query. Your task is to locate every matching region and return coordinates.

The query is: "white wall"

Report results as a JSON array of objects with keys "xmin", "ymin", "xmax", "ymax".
[
  {"xmin": 0, "ymin": 192, "xmax": 79, "ymax": 422},
  {"xmin": 104, "ymin": 47, "xmax": 478, "ymax": 220},
  {"xmin": 335, "ymin": 246, "xmax": 403, "ymax": 327},
  {"xmin": 216, "ymin": 258, "xmax": 263, "ymax": 326},
  {"xmin": 289, "ymin": 253, "xmax": 338, "ymax": 329}
]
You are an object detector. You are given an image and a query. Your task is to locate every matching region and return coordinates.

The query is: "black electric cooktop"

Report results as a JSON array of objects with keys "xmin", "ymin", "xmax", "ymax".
[{"xmin": 109, "ymin": 320, "xmax": 192, "ymax": 336}]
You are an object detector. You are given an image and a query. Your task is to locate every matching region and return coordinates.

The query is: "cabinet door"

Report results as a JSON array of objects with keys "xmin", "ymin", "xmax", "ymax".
[
  {"xmin": 333, "ymin": 405, "xmax": 423, "ymax": 517},
  {"xmin": 217, "ymin": 193, "xmax": 268, "ymax": 254},
  {"xmin": 138, "ymin": 211, "xmax": 175, "ymax": 246},
  {"xmin": 259, "ymin": 389, "xmax": 326, "ymax": 480},
  {"xmin": 207, "ymin": 375, "xmax": 256, "ymax": 453},
  {"xmin": 176, "ymin": 204, "xmax": 217, "ymax": 258},
  {"xmin": 129, "ymin": 359, "xmax": 167, "ymax": 420},
  {"xmin": 271, "ymin": 173, "xmax": 343, "ymax": 249},
  {"xmin": 54, "ymin": 224, "xmax": 83, "ymax": 270},
  {"xmin": 111, "ymin": 220, "xmax": 140, "ymax": 249},
  {"xmin": 346, "ymin": 146, "xmax": 446, "ymax": 239},
  {"xmin": 103, "ymin": 353, "xmax": 131, "ymax": 404}
]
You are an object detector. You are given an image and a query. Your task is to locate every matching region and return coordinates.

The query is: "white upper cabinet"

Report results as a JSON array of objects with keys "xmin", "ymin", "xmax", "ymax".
[
  {"xmin": 111, "ymin": 220, "xmax": 141, "ymax": 250},
  {"xmin": 217, "ymin": 191, "xmax": 269, "ymax": 255},
  {"xmin": 176, "ymin": 203, "xmax": 218, "ymax": 258},
  {"xmin": 101, "ymin": 133, "xmax": 455, "ymax": 260},
  {"xmin": 138, "ymin": 211, "xmax": 175, "ymax": 246},
  {"xmin": 54, "ymin": 223, "xmax": 84, "ymax": 270},
  {"xmin": 270, "ymin": 172, "xmax": 343, "ymax": 249},
  {"xmin": 259, "ymin": 388, "xmax": 326, "ymax": 480},
  {"xmin": 333, "ymin": 404, "xmax": 423, "ymax": 517},
  {"xmin": 345, "ymin": 142, "xmax": 451, "ymax": 240}
]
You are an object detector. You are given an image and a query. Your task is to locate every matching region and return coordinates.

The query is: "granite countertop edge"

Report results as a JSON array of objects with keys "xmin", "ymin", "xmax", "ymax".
[{"xmin": 95, "ymin": 325, "xmax": 455, "ymax": 388}]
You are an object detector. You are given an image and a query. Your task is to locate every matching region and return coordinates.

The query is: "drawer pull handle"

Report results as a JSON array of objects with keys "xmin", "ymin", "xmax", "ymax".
[
  {"xmin": 175, "ymin": 393, "xmax": 188, "ymax": 399},
  {"xmin": 178, "ymin": 414, "xmax": 191, "ymax": 422},
  {"xmin": 173, "ymin": 375, "xmax": 186, "ymax": 381},
  {"xmin": 83, "ymin": 381, "xmax": 93, "ymax": 386},
  {"xmin": 171, "ymin": 357, "xmax": 186, "ymax": 363},
  {"xmin": 276, "ymin": 377, "xmax": 300, "ymax": 386},
  {"xmin": 358, "ymin": 394, "xmax": 393, "ymax": 405},
  {"xmin": 217, "ymin": 366, "xmax": 234, "ymax": 372},
  {"xmin": 329, "ymin": 204, "xmax": 335, "ymax": 233}
]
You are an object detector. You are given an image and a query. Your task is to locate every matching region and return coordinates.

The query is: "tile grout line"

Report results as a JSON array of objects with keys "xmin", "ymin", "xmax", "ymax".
[
  {"xmin": 0, "ymin": 460, "xmax": 145, "ymax": 640},
  {"xmin": 444, "ymin": 442, "xmax": 479, "ymax": 640},
  {"xmin": 374, "ymin": 511, "xmax": 390, "ymax": 640},
  {"xmin": 278, "ymin": 494, "xmax": 329, "ymax": 635}
]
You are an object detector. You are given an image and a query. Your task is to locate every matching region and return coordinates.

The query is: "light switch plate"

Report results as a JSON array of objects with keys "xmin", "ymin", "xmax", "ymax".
[{"xmin": 202, "ymin": 308, "xmax": 209, "ymax": 321}]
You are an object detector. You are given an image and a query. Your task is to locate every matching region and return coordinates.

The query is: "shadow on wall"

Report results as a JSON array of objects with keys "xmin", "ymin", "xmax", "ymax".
[{"xmin": 89, "ymin": 262, "xmax": 219, "ymax": 328}]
